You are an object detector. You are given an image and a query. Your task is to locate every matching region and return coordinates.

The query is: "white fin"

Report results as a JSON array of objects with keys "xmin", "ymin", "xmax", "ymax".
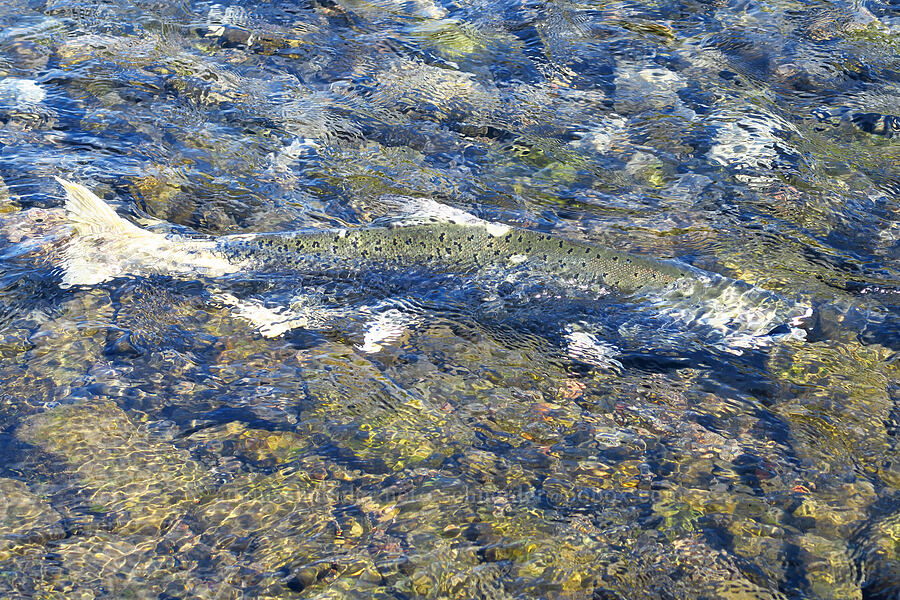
[
  {"xmin": 212, "ymin": 292, "xmax": 347, "ymax": 338},
  {"xmin": 356, "ymin": 307, "xmax": 415, "ymax": 353},
  {"xmin": 213, "ymin": 293, "xmax": 311, "ymax": 337},
  {"xmin": 380, "ymin": 196, "xmax": 510, "ymax": 237},
  {"xmin": 55, "ymin": 178, "xmax": 238, "ymax": 287},
  {"xmin": 564, "ymin": 324, "xmax": 623, "ymax": 370},
  {"xmin": 55, "ymin": 177, "xmax": 145, "ymax": 237}
]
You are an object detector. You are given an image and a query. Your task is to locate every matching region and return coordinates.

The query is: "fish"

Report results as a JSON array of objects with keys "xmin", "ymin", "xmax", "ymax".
[
  {"xmin": 53, "ymin": 177, "xmax": 813, "ymax": 351},
  {"xmin": 56, "ymin": 178, "xmax": 689, "ymax": 291}
]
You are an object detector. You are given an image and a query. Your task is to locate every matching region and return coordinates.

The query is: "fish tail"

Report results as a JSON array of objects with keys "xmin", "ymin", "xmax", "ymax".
[
  {"xmin": 55, "ymin": 177, "xmax": 141, "ymax": 236},
  {"xmin": 55, "ymin": 177, "xmax": 236, "ymax": 287},
  {"xmin": 55, "ymin": 177, "xmax": 165, "ymax": 287}
]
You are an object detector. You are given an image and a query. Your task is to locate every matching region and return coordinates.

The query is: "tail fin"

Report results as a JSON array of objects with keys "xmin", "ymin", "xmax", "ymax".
[
  {"xmin": 55, "ymin": 177, "xmax": 167, "ymax": 287},
  {"xmin": 55, "ymin": 177, "xmax": 236, "ymax": 287},
  {"xmin": 54, "ymin": 177, "xmax": 144, "ymax": 237}
]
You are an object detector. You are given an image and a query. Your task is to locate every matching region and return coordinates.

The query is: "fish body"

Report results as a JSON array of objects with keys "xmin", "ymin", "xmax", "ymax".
[
  {"xmin": 217, "ymin": 222, "xmax": 691, "ymax": 294},
  {"xmin": 51, "ymin": 178, "xmax": 812, "ymax": 349},
  {"xmin": 58, "ymin": 177, "xmax": 692, "ymax": 294}
]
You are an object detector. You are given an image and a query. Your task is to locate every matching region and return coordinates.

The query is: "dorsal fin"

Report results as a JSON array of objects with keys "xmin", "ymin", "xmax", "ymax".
[{"xmin": 377, "ymin": 196, "xmax": 511, "ymax": 237}]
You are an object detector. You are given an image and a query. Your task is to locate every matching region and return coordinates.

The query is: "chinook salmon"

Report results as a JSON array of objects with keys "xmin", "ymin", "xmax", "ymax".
[{"xmin": 54, "ymin": 178, "xmax": 813, "ymax": 349}]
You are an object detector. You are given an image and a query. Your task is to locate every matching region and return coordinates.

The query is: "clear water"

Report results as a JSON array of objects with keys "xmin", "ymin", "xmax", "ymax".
[{"xmin": 0, "ymin": 0, "xmax": 898, "ymax": 597}]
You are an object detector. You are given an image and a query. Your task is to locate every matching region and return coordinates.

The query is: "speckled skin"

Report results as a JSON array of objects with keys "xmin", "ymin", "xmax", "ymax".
[{"xmin": 217, "ymin": 222, "xmax": 693, "ymax": 294}]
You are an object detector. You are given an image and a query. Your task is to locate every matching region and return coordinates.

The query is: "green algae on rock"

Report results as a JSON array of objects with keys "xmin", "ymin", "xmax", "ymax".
[{"xmin": 16, "ymin": 402, "xmax": 214, "ymax": 535}]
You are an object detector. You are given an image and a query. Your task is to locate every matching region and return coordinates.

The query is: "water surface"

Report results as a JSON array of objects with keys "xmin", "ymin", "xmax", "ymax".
[{"xmin": 0, "ymin": 0, "xmax": 898, "ymax": 598}]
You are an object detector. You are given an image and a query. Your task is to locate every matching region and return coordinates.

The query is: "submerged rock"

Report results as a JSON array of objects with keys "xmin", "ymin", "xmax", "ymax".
[
  {"xmin": 849, "ymin": 112, "xmax": 900, "ymax": 138},
  {"xmin": 798, "ymin": 6, "xmax": 880, "ymax": 42},
  {"xmin": 16, "ymin": 401, "xmax": 214, "ymax": 534},
  {"xmin": 0, "ymin": 478, "xmax": 64, "ymax": 559}
]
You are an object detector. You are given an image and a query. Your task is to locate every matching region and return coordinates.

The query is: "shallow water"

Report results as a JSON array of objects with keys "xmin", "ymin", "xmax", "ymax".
[{"xmin": 0, "ymin": 0, "xmax": 898, "ymax": 597}]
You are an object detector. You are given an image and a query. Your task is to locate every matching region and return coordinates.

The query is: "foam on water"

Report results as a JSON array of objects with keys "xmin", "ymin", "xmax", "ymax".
[{"xmin": 0, "ymin": 78, "xmax": 46, "ymax": 106}]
